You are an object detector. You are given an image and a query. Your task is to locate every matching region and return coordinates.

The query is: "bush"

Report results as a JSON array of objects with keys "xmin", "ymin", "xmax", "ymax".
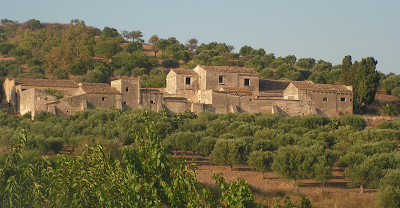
[
  {"xmin": 124, "ymin": 42, "xmax": 143, "ymax": 53},
  {"xmin": 248, "ymin": 150, "xmax": 274, "ymax": 175},
  {"xmin": 27, "ymin": 19, "xmax": 42, "ymax": 29},
  {"xmin": 339, "ymin": 115, "xmax": 366, "ymax": 131},
  {"xmin": 377, "ymin": 169, "xmax": 400, "ymax": 208},
  {"xmin": 251, "ymin": 139, "xmax": 275, "ymax": 152},
  {"xmin": 377, "ymin": 120, "xmax": 400, "ymax": 130},
  {"xmin": 0, "ymin": 42, "xmax": 16, "ymax": 55},
  {"xmin": 211, "ymin": 139, "xmax": 247, "ymax": 170},
  {"xmin": 27, "ymin": 135, "xmax": 64, "ymax": 154},
  {"xmin": 196, "ymin": 137, "xmax": 217, "ymax": 156},
  {"xmin": 9, "ymin": 67, "xmax": 24, "ymax": 78},
  {"xmin": 162, "ymin": 59, "xmax": 180, "ymax": 68},
  {"xmin": 392, "ymin": 87, "xmax": 400, "ymax": 98},
  {"xmin": 87, "ymin": 69, "xmax": 106, "ymax": 83},
  {"xmin": 28, "ymin": 66, "xmax": 46, "ymax": 79},
  {"xmin": 52, "ymin": 68, "xmax": 69, "ymax": 79},
  {"xmin": 26, "ymin": 57, "xmax": 43, "ymax": 67}
]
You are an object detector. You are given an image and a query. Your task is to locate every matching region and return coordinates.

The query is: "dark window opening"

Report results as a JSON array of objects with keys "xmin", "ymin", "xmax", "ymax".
[
  {"xmin": 186, "ymin": 77, "xmax": 191, "ymax": 85},
  {"xmin": 323, "ymin": 97, "xmax": 328, "ymax": 101},
  {"xmin": 123, "ymin": 101, "xmax": 127, "ymax": 105},
  {"xmin": 219, "ymin": 76, "xmax": 224, "ymax": 83},
  {"xmin": 126, "ymin": 87, "xmax": 129, "ymax": 92},
  {"xmin": 244, "ymin": 79, "xmax": 250, "ymax": 86},
  {"xmin": 341, "ymin": 97, "xmax": 346, "ymax": 101},
  {"xmin": 102, "ymin": 97, "xmax": 105, "ymax": 101},
  {"xmin": 44, "ymin": 98, "xmax": 47, "ymax": 100},
  {"xmin": 150, "ymin": 100, "xmax": 154, "ymax": 104}
]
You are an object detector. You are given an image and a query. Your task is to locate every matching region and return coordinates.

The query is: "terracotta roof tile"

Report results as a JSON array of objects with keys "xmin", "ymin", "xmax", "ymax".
[
  {"xmin": 140, "ymin": 88, "xmax": 162, "ymax": 94},
  {"xmin": 291, "ymin": 81, "xmax": 352, "ymax": 92},
  {"xmin": 199, "ymin": 65, "xmax": 258, "ymax": 75},
  {"xmin": 259, "ymin": 79, "xmax": 290, "ymax": 91},
  {"xmin": 172, "ymin": 69, "xmax": 197, "ymax": 75},
  {"xmin": 79, "ymin": 83, "xmax": 121, "ymax": 94},
  {"xmin": 215, "ymin": 87, "xmax": 252, "ymax": 95},
  {"xmin": 163, "ymin": 97, "xmax": 188, "ymax": 102},
  {"xmin": 13, "ymin": 78, "xmax": 78, "ymax": 88}
]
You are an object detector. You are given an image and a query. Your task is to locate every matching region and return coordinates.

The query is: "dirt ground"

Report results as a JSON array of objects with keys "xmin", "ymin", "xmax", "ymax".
[{"xmin": 183, "ymin": 153, "xmax": 380, "ymax": 208}]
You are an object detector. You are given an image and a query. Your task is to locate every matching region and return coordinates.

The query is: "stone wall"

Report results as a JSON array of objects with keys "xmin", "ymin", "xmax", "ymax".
[{"xmin": 112, "ymin": 79, "xmax": 140, "ymax": 109}]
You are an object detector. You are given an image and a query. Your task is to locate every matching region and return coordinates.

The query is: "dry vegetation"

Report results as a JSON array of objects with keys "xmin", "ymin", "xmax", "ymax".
[{"xmin": 182, "ymin": 153, "xmax": 380, "ymax": 208}]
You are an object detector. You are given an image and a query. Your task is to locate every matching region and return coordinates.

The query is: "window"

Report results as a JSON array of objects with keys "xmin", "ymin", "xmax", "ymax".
[
  {"xmin": 123, "ymin": 101, "xmax": 127, "ymax": 105},
  {"xmin": 186, "ymin": 77, "xmax": 191, "ymax": 85},
  {"xmin": 323, "ymin": 97, "xmax": 328, "ymax": 101},
  {"xmin": 126, "ymin": 87, "xmax": 129, "ymax": 92},
  {"xmin": 71, "ymin": 99, "xmax": 74, "ymax": 103},
  {"xmin": 341, "ymin": 97, "xmax": 346, "ymax": 101},
  {"xmin": 102, "ymin": 97, "xmax": 105, "ymax": 101},
  {"xmin": 150, "ymin": 100, "xmax": 154, "ymax": 104},
  {"xmin": 244, "ymin": 79, "xmax": 250, "ymax": 86},
  {"xmin": 219, "ymin": 76, "xmax": 224, "ymax": 84}
]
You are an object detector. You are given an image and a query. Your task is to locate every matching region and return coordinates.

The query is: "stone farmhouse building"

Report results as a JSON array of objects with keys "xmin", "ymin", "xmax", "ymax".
[{"xmin": 3, "ymin": 65, "xmax": 353, "ymax": 118}]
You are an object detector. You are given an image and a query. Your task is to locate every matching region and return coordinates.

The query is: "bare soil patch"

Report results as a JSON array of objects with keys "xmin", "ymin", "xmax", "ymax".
[{"xmin": 182, "ymin": 152, "xmax": 380, "ymax": 208}]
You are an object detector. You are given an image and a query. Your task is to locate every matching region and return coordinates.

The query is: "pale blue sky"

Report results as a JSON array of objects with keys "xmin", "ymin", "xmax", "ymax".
[{"xmin": 2, "ymin": 0, "xmax": 399, "ymax": 74}]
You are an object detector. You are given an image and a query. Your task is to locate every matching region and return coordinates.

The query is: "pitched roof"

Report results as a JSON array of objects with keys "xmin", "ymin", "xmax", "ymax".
[
  {"xmin": 290, "ymin": 81, "xmax": 352, "ymax": 92},
  {"xmin": 171, "ymin": 69, "xmax": 197, "ymax": 75},
  {"xmin": 198, "ymin": 65, "xmax": 258, "ymax": 75},
  {"xmin": 79, "ymin": 83, "xmax": 121, "ymax": 94},
  {"xmin": 140, "ymin": 88, "xmax": 162, "ymax": 94},
  {"xmin": 163, "ymin": 97, "xmax": 188, "ymax": 102},
  {"xmin": 259, "ymin": 79, "xmax": 290, "ymax": 92},
  {"xmin": 12, "ymin": 78, "xmax": 78, "ymax": 88},
  {"xmin": 216, "ymin": 87, "xmax": 252, "ymax": 95}
]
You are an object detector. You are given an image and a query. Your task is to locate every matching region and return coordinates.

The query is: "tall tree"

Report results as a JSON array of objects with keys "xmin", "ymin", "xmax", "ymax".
[
  {"xmin": 148, "ymin": 35, "xmax": 159, "ymax": 45},
  {"xmin": 239, "ymin": 45, "xmax": 254, "ymax": 56},
  {"xmin": 128, "ymin": 30, "xmax": 143, "ymax": 42},
  {"xmin": 121, "ymin": 30, "xmax": 130, "ymax": 40},
  {"xmin": 149, "ymin": 35, "xmax": 161, "ymax": 56},
  {"xmin": 186, "ymin": 38, "xmax": 198, "ymax": 51},
  {"xmin": 339, "ymin": 55, "xmax": 355, "ymax": 86},
  {"xmin": 46, "ymin": 19, "xmax": 95, "ymax": 72},
  {"xmin": 101, "ymin": 27, "xmax": 119, "ymax": 39},
  {"xmin": 354, "ymin": 57, "xmax": 380, "ymax": 111},
  {"xmin": 340, "ymin": 56, "xmax": 379, "ymax": 113}
]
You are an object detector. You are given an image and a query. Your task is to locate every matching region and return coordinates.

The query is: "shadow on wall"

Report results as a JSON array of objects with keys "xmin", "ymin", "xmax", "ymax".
[
  {"xmin": 203, "ymin": 105, "xmax": 216, "ymax": 113},
  {"xmin": 275, "ymin": 106, "xmax": 289, "ymax": 117},
  {"xmin": 316, "ymin": 108, "xmax": 327, "ymax": 116},
  {"xmin": 0, "ymin": 79, "xmax": 4, "ymax": 103}
]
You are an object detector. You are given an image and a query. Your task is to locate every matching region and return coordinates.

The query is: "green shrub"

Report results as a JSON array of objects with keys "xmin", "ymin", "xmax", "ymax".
[
  {"xmin": 377, "ymin": 169, "xmax": 400, "ymax": 208},
  {"xmin": 196, "ymin": 137, "xmax": 217, "ymax": 156},
  {"xmin": 248, "ymin": 150, "xmax": 274, "ymax": 175},
  {"xmin": 161, "ymin": 59, "xmax": 180, "ymax": 68},
  {"xmin": 52, "ymin": 68, "xmax": 69, "ymax": 79},
  {"xmin": 124, "ymin": 41, "xmax": 143, "ymax": 53},
  {"xmin": 339, "ymin": 115, "xmax": 366, "ymax": 131},
  {"xmin": 251, "ymin": 139, "xmax": 275, "ymax": 152},
  {"xmin": 28, "ymin": 66, "xmax": 46, "ymax": 79},
  {"xmin": 392, "ymin": 87, "xmax": 400, "ymax": 98}
]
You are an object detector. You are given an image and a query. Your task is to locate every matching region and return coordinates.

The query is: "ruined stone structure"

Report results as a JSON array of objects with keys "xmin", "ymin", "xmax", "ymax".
[{"xmin": 3, "ymin": 65, "xmax": 353, "ymax": 118}]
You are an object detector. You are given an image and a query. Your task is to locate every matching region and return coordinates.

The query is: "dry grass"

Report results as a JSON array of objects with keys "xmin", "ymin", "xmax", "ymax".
[{"xmin": 183, "ymin": 152, "xmax": 382, "ymax": 208}]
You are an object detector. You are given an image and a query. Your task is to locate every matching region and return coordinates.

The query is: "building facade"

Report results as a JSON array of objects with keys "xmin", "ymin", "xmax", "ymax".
[{"xmin": 3, "ymin": 65, "xmax": 353, "ymax": 118}]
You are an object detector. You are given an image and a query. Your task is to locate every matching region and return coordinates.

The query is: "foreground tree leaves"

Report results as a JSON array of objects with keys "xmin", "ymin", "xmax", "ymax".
[{"xmin": 0, "ymin": 117, "xmax": 259, "ymax": 207}]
